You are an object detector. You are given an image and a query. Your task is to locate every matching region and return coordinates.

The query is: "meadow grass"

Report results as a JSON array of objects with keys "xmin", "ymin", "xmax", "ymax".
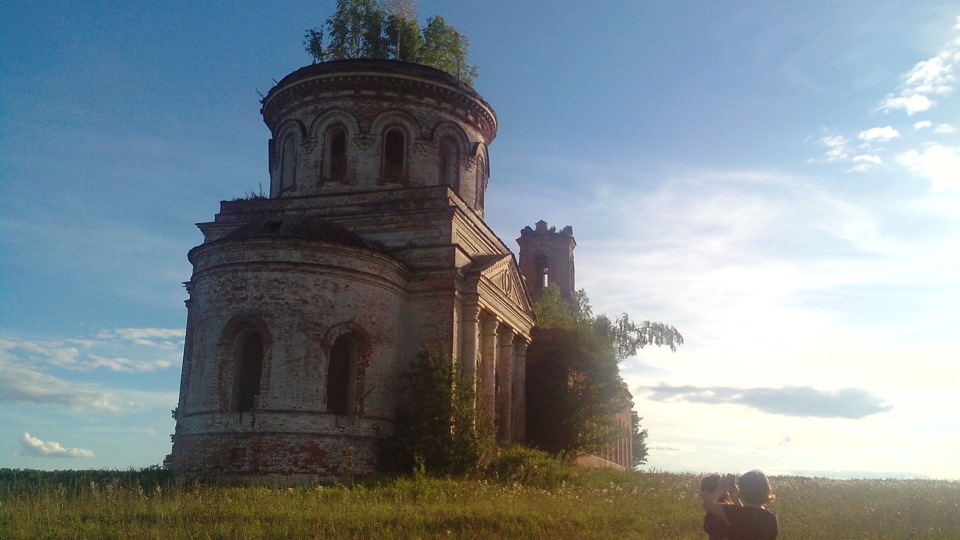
[{"xmin": 1, "ymin": 467, "xmax": 958, "ymax": 539}]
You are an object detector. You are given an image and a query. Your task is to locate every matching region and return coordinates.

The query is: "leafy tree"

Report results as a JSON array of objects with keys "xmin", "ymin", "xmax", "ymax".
[
  {"xmin": 385, "ymin": 14, "xmax": 423, "ymax": 61},
  {"xmin": 383, "ymin": 0, "xmax": 422, "ymax": 61},
  {"xmin": 303, "ymin": 0, "xmax": 478, "ymax": 84},
  {"xmin": 631, "ymin": 411, "xmax": 649, "ymax": 466},
  {"xmin": 419, "ymin": 16, "xmax": 478, "ymax": 84},
  {"xmin": 303, "ymin": 27, "xmax": 326, "ymax": 62},
  {"xmin": 383, "ymin": 345, "xmax": 495, "ymax": 476},
  {"xmin": 526, "ymin": 324, "xmax": 626, "ymax": 456},
  {"xmin": 526, "ymin": 285, "xmax": 681, "ymax": 459},
  {"xmin": 325, "ymin": 0, "xmax": 388, "ymax": 59}
]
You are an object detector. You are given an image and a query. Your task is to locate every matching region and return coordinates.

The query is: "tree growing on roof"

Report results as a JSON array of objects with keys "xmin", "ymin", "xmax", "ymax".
[{"xmin": 303, "ymin": 0, "xmax": 478, "ymax": 84}]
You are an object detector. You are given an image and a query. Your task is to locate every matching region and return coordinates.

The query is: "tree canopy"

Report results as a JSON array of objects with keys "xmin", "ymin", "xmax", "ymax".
[
  {"xmin": 304, "ymin": 0, "xmax": 478, "ymax": 85},
  {"xmin": 527, "ymin": 285, "xmax": 682, "ymax": 466}
]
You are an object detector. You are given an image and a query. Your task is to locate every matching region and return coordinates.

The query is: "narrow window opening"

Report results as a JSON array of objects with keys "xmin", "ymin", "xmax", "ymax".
[
  {"xmin": 329, "ymin": 129, "xmax": 347, "ymax": 181},
  {"xmin": 534, "ymin": 255, "xmax": 550, "ymax": 289},
  {"xmin": 233, "ymin": 330, "xmax": 264, "ymax": 412},
  {"xmin": 383, "ymin": 130, "xmax": 405, "ymax": 183},
  {"xmin": 440, "ymin": 137, "xmax": 459, "ymax": 189},
  {"xmin": 280, "ymin": 136, "xmax": 297, "ymax": 192},
  {"xmin": 327, "ymin": 335, "xmax": 357, "ymax": 416},
  {"xmin": 475, "ymin": 156, "xmax": 487, "ymax": 209}
]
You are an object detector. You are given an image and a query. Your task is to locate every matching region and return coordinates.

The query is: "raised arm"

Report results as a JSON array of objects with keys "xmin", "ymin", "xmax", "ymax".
[{"xmin": 701, "ymin": 473, "xmax": 737, "ymax": 517}]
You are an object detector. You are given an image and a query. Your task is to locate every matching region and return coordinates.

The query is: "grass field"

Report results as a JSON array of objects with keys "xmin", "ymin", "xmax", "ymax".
[{"xmin": 1, "ymin": 466, "xmax": 958, "ymax": 539}]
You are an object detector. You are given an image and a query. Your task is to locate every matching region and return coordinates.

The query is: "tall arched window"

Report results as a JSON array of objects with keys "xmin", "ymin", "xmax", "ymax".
[
  {"xmin": 383, "ymin": 129, "xmax": 405, "ymax": 183},
  {"xmin": 280, "ymin": 135, "xmax": 297, "ymax": 192},
  {"xmin": 439, "ymin": 136, "xmax": 459, "ymax": 189},
  {"xmin": 475, "ymin": 155, "xmax": 487, "ymax": 209},
  {"xmin": 534, "ymin": 255, "xmax": 549, "ymax": 288},
  {"xmin": 327, "ymin": 127, "xmax": 347, "ymax": 182},
  {"xmin": 327, "ymin": 334, "xmax": 358, "ymax": 416},
  {"xmin": 232, "ymin": 330, "xmax": 264, "ymax": 412}
]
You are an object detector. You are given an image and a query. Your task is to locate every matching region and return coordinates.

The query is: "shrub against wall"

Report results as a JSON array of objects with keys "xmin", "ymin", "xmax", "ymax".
[{"xmin": 381, "ymin": 345, "xmax": 494, "ymax": 476}]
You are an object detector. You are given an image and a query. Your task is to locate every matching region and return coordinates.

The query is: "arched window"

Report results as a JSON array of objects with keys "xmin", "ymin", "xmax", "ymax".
[
  {"xmin": 232, "ymin": 330, "xmax": 264, "ymax": 412},
  {"xmin": 383, "ymin": 129, "xmax": 405, "ymax": 183},
  {"xmin": 475, "ymin": 155, "xmax": 487, "ymax": 209},
  {"xmin": 534, "ymin": 255, "xmax": 549, "ymax": 288},
  {"xmin": 327, "ymin": 127, "xmax": 347, "ymax": 182},
  {"xmin": 327, "ymin": 334, "xmax": 358, "ymax": 416},
  {"xmin": 280, "ymin": 135, "xmax": 297, "ymax": 192},
  {"xmin": 439, "ymin": 136, "xmax": 459, "ymax": 189}
]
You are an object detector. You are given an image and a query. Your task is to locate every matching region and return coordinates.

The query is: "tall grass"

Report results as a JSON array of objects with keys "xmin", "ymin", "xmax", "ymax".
[{"xmin": 1, "ymin": 466, "xmax": 957, "ymax": 539}]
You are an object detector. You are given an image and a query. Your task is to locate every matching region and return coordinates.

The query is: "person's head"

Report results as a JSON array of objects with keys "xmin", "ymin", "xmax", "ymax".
[
  {"xmin": 700, "ymin": 474, "xmax": 732, "ymax": 503},
  {"xmin": 737, "ymin": 470, "xmax": 775, "ymax": 505},
  {"xmin": 700, "ymin": 474, "xmax": 721, "ymax": 494}
]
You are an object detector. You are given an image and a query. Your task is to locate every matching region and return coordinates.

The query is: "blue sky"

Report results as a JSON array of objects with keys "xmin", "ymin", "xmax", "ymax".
[{"xmin": 2, "ymin": 1, "xmax": 958, "ymax": 479}]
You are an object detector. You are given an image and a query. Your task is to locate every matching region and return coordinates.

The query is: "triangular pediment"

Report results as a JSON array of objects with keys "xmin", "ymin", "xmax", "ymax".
[{"xmin": 466, "ymin": 253, "xmax": 533, "ymax": 319}]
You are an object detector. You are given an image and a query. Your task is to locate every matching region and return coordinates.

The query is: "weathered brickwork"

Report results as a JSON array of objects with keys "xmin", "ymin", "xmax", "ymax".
[{"xmin": 171, "ymin": 60, "xmax": 535, "ymax": 483}]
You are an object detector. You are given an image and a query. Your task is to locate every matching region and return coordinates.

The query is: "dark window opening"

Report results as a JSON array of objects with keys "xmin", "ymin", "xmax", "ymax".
[
  {"xmin": 329, "ymin": 129, "xmax": 347, "ymax": 181},
  {"xmin": 383, "ymin": 130, "xmax": 405, "ymax": 183},
  {"xmin": 233, "ymin": 330, "xmax": 264, "ymax": 412},
  {"xmin": 280, "ymin": 136, "xmax": 297, "ymax": 191},
  {"xmin": 440, "ymin": 137, "xmax": 459, "ymax": 189},
  {"xmin": 475, "ymin": 157, "xmax": 486, "ymax": 209},
  {"xmin": 327, "ymin": 335, "xmax": 357, "ymax": 416}
]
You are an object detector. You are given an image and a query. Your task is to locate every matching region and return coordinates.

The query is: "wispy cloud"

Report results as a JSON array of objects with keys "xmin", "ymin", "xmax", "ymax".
[
  {"xmin": 19, "ymin": 432, "xmax": 94, "ymax": 458},
  {"xmin": 878, "ymin": 18, "xmax": 959, "ymax": 115},
  {"xmin": 638, "ymin": 384, "xmax": 892, "ymax": 419},
  {"xmin": 0, "ymin": 328, "xmax": 182, "ymax": 410},
  {"xmin": 814, "ymin": 16, "xmax": 960, "ymax": 181},
  {"xmin": 0, "ymin": 328, "xmax": 182, "ymax": 373},
  {"xmin": 0, "ymin": 361, "xmax": 127, "ymax": 411},
  {"xmin": 96, "ymin": 328, "xmax": 185, "ymax": 351}
]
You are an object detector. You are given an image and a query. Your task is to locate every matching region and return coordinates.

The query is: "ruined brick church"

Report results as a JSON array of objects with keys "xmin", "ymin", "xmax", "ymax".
[{"xmin": 170, "ymin": 59, "xmax": 629, "ymax": 480}]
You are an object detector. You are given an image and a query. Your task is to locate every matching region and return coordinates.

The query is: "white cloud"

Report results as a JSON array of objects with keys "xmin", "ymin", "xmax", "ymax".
[
  {"xmin": 858, "ymin": 126, "xmax": 900, "ymax": 143},
  {"xmin": 96, "ymin": 328, "xmax": 184, "ymax": 350},
  {"xmin": 19, "ymin": 432, "xmax": 94, "ymax": 458},
  {"xmin": 897, "ymin": 144, "xmax": 960, "ymax": 192},
  {"xmin": 0, "ymin": 329, "xmax": 180, "ymax": 410},
  {"xmin": 0, "ymin": 361, "xmax": 127, "ymax": 411},
  {"xmin": 88, "ymin": 355, "xmax": 171, "ymax": 373},
  {"xmin": 0, "ymin": 328, "xmax": 182, "ymax": 373},
  {"xmin": 877, "ymin": 26, "xmax": 960, "ymax": 115},
  {"xmin": 933, "ymin": 123, "xmax": 957, "ymax": 134},
  {"xmin": 902, "ymin": 54, "xmax": 956, "ymax": 96},
  {"xmin": 914, "ymin": 120, "xmax": 933, "ymax": 130},
  {"xmin": 879, "ymin": 94, "xmax": 933, "ymax": 115},
  {"xmin": 848, "ymin": 154, "xmax": 883, "ymax": 173},
  {"xmin": 817, "ymin": 134, "xmax": 851, "ymax": 162}
]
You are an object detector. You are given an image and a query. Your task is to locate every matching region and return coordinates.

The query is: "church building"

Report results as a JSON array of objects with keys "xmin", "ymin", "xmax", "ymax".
[{"xmin": 170, "ymin": 59, "xmax": 541, "ymax": 481}]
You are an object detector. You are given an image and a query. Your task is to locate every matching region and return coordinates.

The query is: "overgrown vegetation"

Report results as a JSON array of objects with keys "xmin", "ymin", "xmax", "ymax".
[
  {"xmin": 230, "ymin": 183, "xmax": 267, "ymax": 201},
  {"xmin": 380, "ymin": 345, "xmax": 495, "ymax": 476},
  {"xmin": 527, "ymin": 285, "xmax": 682, "ymax": 465},
  {"xmin": 2, "ymin": 467, "xmax": 958, "ymax": 539},
  {"xmin": 304, "ymin": 0, "xmax": 478, "ymax": 84}
]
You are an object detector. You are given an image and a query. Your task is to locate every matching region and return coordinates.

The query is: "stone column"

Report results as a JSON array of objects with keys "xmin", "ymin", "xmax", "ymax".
[
  {"xmin": 479, "ymin": 314, "xmax": 499, "ymax": 420},
  {"xmin": 511, "ymin": 338, "xmax": 528, "ymax": 443},
  {"xmin": 496, "ymin": 327, "xmax": 515, "ymax": 443},
  {"xmin": 460, "ymin": 303, "xmax": 481, "ymax": 389}
]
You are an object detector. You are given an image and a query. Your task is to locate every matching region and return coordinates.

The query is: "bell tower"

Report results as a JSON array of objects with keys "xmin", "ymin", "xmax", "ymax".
[{"xmin": 516, "ymin": 220, "xmax": 576, "ymax": 306}]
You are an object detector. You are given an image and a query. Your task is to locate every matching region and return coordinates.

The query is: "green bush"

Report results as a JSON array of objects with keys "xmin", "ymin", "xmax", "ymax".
[{"xmin": 380, "ymin": 345, "xmax": 495, "ymax": 477}]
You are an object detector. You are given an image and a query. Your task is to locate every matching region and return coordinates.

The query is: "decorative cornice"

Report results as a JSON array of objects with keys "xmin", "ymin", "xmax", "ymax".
[{"xmin": 261, "ymin": 59, "xmax": 497, "ymax": 142}]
